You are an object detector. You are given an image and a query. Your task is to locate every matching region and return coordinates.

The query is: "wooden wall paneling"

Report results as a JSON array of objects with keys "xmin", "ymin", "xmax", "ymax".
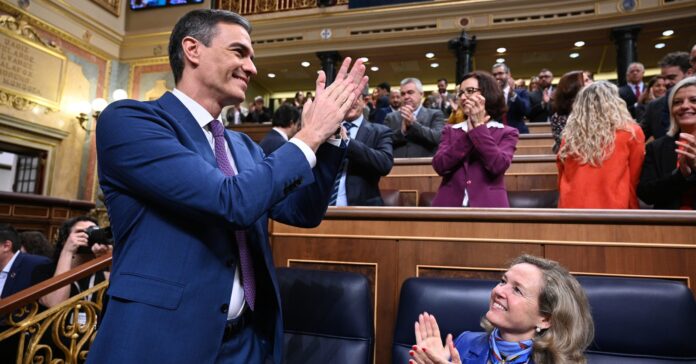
[
  {"xmin": 527, "ymin": 123, "xmax": 551, "ymax": 134},
  {"xmin": 546, "ymin": 245, "xmax": 696, "ymax": 289},
  {"xmin": 228, "ymin": 124, "xmax": 272, "ymax": 143}
]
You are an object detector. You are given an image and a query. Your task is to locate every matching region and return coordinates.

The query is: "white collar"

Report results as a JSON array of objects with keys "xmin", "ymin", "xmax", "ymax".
[
  {"xmin": 452, "ymin": 120, "xmax": 504, "ymax": 131},
  {"xmin": 272, "ymin": 127, "xmax": 289, "ymax": 141},
  {"xmin": 345, "ymin": 115, "xmax": 364, "ymax": 128},
  {"xmin": 172, "ymin": 88, "xmax": 221, "ymax": 129},
  {"xmin": 1, "ymin": 251, "xmax": 20, "ymax": 273}
]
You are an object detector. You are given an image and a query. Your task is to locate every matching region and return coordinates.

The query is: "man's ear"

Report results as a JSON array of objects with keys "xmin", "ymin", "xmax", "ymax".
[{"xmin": 181, "ymin": 36, "xmax": 202, "ymax": 68}]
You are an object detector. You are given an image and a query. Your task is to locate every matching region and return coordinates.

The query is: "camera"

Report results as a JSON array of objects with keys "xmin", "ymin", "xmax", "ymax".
[{"xmin": 86, "ymin": 226, "xmax": 113, "ymax": 246}]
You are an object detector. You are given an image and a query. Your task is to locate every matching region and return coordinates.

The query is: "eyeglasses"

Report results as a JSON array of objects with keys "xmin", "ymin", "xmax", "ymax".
[{"xmin": 458, "ymin": 87, "xmax": 482, "ymax": 96}]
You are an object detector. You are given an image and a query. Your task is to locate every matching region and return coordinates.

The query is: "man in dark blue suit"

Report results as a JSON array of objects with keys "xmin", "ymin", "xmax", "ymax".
[
  {"xmin": 87, "ymin": 9, "xmax": 367, "ymax": 364},
  {"xmin": 492, "ymin": 63, "xmax": 531, "ymax": 134},
  {"xmin": 0, "ymin": 224, "xmax": 52, "ymax": 364},
  {"xmin": 331, "ymin": 91, "xmax": 393, "ymax": 206},
  {"xmin": 258, "ymin": 104, "xmax": 301, "ymax": 155}
]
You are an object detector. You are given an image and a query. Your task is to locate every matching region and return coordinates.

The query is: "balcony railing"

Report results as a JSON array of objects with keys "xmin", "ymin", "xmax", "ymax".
[
  {"xmin": 216, "ymin": 0, "xmax": 349, "ymax": 16},
  {"xmin": 0, "ymin": 254, "xmax": 111, "ymax": 364}
]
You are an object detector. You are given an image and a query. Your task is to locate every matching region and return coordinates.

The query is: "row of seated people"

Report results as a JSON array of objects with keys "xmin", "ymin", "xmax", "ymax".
[
  {"xmin": 256, "ymin": 69, "xmax": 696, "ymax": 210},
  {"xmin": 277, "ymin": 254, "xmax": 696, "ymax": 364}
]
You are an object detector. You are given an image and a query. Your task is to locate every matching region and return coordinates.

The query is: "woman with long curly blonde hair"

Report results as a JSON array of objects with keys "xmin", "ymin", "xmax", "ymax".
[{"xmin": 557, "ymin": 81, "xmax": 645, "ymax": 208}]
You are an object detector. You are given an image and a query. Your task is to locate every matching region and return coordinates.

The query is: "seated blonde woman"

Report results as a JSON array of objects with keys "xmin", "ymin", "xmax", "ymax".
[{"xmin": 410, "ymin": 255, "xmax": 594, "ymax": 364}]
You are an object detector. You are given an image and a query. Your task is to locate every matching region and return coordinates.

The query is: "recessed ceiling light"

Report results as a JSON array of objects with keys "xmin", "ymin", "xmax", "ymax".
[
  {"xmin": 496, "ymin": 47, "xmax": 506, "ymax": 54},
  {"xmin": 301, "ymin": 61, "xmax": 311, "ymax": 67},
  {"xmin": 268, "ymin": 73, "xmax": 276, "ymax": 78},
  {"xmin": 359, "ymin": 57, "xmax": 369, "ymax": 63},
  {"xmin": 654, "ymin": 43, "xmax": 666, "ymax": 49},
  {"xmin": 574, "ymin": 41, "xmax": 585, "ymax": 47},
  {"xmin": 370, "ymin": 66, "xmax": 379, "ymax": 71},
  {"xmin": 496, "ymin": 58, "xmax": 505, "ymax": 63},
  {"xmin": 430, "ymin": 63, "xmax": 439, "ymax": 68},
  {"xmin": 425, "ymin": 52, "xmax": 435, "ymax": 59},
  {"xmin": 662, "ymin": 30, "xmax": 674, "ymax": 37},
  {"xmin": 569, "ymin": 52, "xmax": 580, "ymax": 59}
]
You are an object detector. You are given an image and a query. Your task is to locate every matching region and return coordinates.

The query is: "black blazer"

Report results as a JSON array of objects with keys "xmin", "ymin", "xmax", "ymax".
[
  {"xmin": 619, "ymin": 84, "xmax": 639, "ymax": 119},
  {"xmin": 637, "ymin": 135, "xmax": 696, "ymax": 209},
  {"xmin": 259, "ymin": 129, "xmax": 287, "ymax": 155},
  {"xmin": 639, "ymin": 96, "xmax": 670, "ymax": 140},
  {"xmin": 346, "ymin": 120, "xmax": 394, "ymax": 206},
  {"xmin": 528, "ymin": 89, "xmax": 552, "ymax": 123}
]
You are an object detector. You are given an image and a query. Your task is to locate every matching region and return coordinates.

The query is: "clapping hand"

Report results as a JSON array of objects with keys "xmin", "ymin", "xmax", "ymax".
[
  {"xmin": 463, "ymin": 94, "xmax": 490, "ymax": 129},
  {"xmin": 410, "ymin": 312, "xmax": 462, "ymax": 364},
  {"xmin": 676, "ymin": 133, "xmax": 696, "ymax": 177},
  {"xmin": 296, "ymin": 57, "xmax": 368, "ymax": 151}
]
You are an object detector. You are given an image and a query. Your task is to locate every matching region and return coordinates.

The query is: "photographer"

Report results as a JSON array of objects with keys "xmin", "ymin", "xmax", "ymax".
[{"xmin": 41, "ymin": 216, "xmax": 112, "ymax": 308}]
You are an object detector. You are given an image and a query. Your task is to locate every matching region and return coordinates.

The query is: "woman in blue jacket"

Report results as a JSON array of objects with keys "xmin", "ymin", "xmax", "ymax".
[{"xmin": 410, "ymin": 255, "xmax": 594, "ymax": 364}]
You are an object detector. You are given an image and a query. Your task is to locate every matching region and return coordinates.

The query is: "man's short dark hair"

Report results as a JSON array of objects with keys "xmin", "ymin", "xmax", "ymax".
[
  {"xmin": 437, "ymin": 78, "xmax": 448, "ymax": 84},
  {"xmin": 377, "ymin": 82, "xmax": 391, "ymax": 92},
  {"xmin": 658, "ymin": 52, "xmax": 691, "ymax": 74},
  {"xmin": 169, "ymin": 9, "xmax": 251, "ymax": 84},
  {"xmin": 272, "ymin": 104, "xmax": 300, "ymax": 128},
  {"xmin": 0, "ymin": 223, "xmax": 21, "ymax": 252}
]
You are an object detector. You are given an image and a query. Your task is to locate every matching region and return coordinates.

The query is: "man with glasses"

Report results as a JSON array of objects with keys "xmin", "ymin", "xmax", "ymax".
[
  {"xmin": 385, "ymin": 77, "xmax": 445, "ymax": 157},
  {"xmin": 640, "ymin": 51, "xmax": 691, "ymax": 140},
  {"xmin": 492, "ymin": 63, "xmax": 531, "ymax": 134},
  {"xmin": 528, "ymin": 68, "xmax": 554, "ymax": 123}
]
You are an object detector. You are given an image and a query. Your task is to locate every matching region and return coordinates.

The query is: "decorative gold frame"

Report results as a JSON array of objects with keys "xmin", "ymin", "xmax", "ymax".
[
  {"xmin": 90, "ymin": 0, "xmax": 121, "ymax": 17},
  {"xmin": 0, "ymin": 15, "xmax": 67, "ymax": 111}
]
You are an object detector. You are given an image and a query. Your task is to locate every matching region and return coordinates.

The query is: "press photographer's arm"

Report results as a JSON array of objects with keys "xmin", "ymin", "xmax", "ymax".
[{"xmin": 40, "ymin": 217, "xmax": 113, "ymax": 308}]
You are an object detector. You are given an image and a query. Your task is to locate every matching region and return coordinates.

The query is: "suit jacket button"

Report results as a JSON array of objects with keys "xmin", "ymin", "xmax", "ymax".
[
  {"xmin": 220, "ymin": 304, "xmax": 229, "ymax": 313},
  {"xmin": 466, "ymin": 180, "xmax": 472, "ymax": 185},
  {"xmin": 226, "ymin": 259, "xmax": 234, "ymax": 267}
]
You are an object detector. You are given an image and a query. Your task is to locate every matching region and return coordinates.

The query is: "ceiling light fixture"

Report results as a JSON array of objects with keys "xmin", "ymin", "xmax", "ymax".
[
  {"xmin": 425, "ymin": 52, "xmax": 435, "ymax": 59},
  {"xmin": 430, "ymin": 63, "xmax": 439, "ymax": 68},
  {"xmin": 268, "ymin": 73, "xmax": 276, "ymax": 78},
  {"xmin": 370, "ymin": 66, "xmax": 379, "ymax": 71},
  {"xmin": 496, "ymin": 58, "xmax": 505, "ymax": 63},
  {"xmin": 574, "ymin": 41, "xmax": 585, "ymax": 47},
  {"xmin": 662, "ymin": 30, "xmax": 674, "ymax": 37},
  {"xmin": 301, "ymin": 61, "xmax": 311, "ymax": 67},
  {"xmin": 655, "ymin": 43, "xmax": 666, "ymax": 49},
  {"xmin": 359, "ymin": 57, "xmax": 369, "ymax": 63},
  {"xmin": 569, "ymin": 52, "xmax": 580, "ymax": 59},
  {"xmin": 496, "ymin": 47, "xmax": 506, "ymax": 54}
]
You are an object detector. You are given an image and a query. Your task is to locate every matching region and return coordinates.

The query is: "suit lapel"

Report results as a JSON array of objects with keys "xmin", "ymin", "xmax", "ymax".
[
  {"xmin": 355, "ymin": 120, "xmax": 370, "ymax": 142},
  {"xmin": 156, "ymin": 92, "xmax": 218, "ymax": 168},
  {"xmin": 1, "ymin": 253, "xmax": 23, "ymax": 298},
  {"xmin": 224, "ymin": 132, "xmax": 252, "ymax": 174}
]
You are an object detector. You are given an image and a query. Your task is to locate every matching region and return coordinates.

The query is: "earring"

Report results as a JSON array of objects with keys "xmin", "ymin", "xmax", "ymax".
[{"xmin": 535, "ymin": 326, "xmax": 541, "ymax": 333}]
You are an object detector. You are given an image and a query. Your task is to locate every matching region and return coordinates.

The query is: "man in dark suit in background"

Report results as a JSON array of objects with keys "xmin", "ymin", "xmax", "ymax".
[
  {"xmin": 385, "ymin": 77, "xmax": 445, "ymax": 157},
  {"xmin": 259, "ymin": 104, "xmax": 301, "ymax": 155},
  {"xmin": 528, "ymin": 68, "xmax": 554, "ymax": 123},
  {"xmin": 0, "ymin": 224, "xmax": 52, "ymax": 364},
  {"xmin": 618, "ymin": 62, "xmax": 645, "ymax": 119},
  {"xmin": 331, "ymin": 91, "xmax": 393, "ymax": 206},
  {"xmin": 244, "ymin": 95, "xmax": 272, "ymax": 123},
  {"xmin": 641, "ymin": 52, "xmax": 691, "ymax": 141},
  {"xmin": 87, "ymin": 9, "xmax": 367, "ymax": 364},
  {"xmin": 492, "ymin": 63, "xmax": 531, "ymax": 134}
]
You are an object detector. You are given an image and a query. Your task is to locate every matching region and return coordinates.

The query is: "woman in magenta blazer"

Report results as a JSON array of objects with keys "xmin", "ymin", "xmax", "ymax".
[{"xmin": 431, "ymin": 71, "xmax": 519, "ymax": 207}]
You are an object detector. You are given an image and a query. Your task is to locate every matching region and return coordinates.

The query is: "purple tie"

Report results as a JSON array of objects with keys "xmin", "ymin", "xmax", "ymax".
[{"xmin": 209, "ymin": 119, "xmax": 255, "ymax": 311}]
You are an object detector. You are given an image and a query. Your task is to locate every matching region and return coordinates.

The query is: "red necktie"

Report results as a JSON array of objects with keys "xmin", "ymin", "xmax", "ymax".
[{"xmin": 634, "ymin": 85, "xmax": 641, "ymax": 100}]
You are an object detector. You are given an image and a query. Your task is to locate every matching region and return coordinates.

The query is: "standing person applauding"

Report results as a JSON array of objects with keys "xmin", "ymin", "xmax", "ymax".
[
  {"xmin": 557, "ymin": 81, "xmax": 645, "ymax": 209},
  {"xmin": 431, "ymin": 71, "xmax": 518, "ymax": 208}
]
